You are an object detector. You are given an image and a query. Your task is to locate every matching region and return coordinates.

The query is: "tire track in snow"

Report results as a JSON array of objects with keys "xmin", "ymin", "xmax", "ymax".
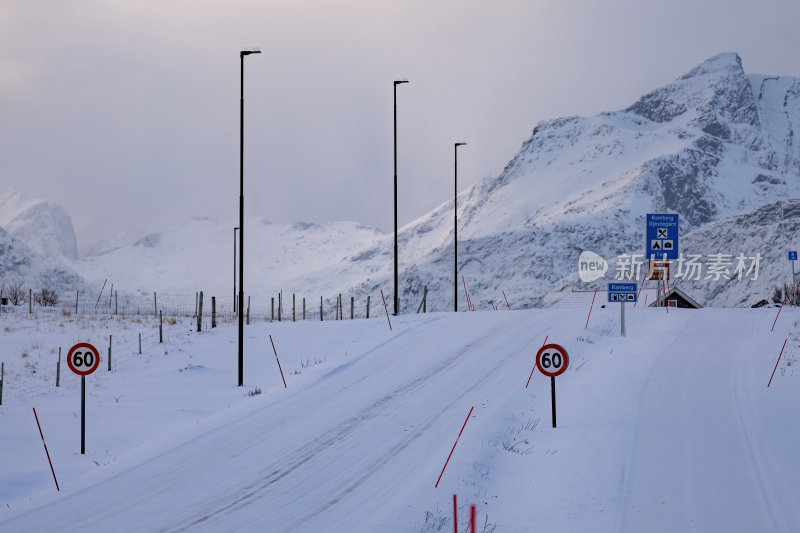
[
  {"xmin": 731, "ymin": 319, "xmax": 783, "ymax": 532},
  {"xmin": 168, "ymin": 313, "xmax": 545, "ymax": 532},
  {"xmin": 617, "ymin": 312, "xmax": 782, "ymax": 532}
]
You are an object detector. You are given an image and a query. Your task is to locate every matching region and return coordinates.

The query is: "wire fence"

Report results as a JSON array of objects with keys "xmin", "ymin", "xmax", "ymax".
[{"xmin": 0, "ymin": 290, "xmax": 388, "ymax": 323}]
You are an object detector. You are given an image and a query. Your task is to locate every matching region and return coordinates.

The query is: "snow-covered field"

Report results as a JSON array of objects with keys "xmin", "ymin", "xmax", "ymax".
[{"xmin": 1, "ymin": 303, "xmax": 798, "ymax": 532}]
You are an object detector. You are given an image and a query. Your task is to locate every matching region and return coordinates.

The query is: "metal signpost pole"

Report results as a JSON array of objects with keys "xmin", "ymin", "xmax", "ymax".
[{"xmin": 81, "ymin": 376, "xmax": 86, "ymax": 454}]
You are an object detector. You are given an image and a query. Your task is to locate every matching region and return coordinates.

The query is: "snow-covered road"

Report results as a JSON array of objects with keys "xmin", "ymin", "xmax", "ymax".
[
  {"xmin": 620, "ymin": 310, "xmax": 800, "ymax": 532},
  {"xmin": 2, "ymin": 306, "xmax": 798, "ymax": 532}
]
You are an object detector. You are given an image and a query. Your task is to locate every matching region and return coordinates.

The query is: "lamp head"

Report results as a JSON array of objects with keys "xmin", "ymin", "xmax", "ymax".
[
  {"xmin": 241, "ymin": 48, "xmax": 261, "ymax": 56},
  {"xmin": 455, "ymin": 142, "xmax": 467, "ymax": 147},
  {"xmin": 394, "ymin": 79, "xmax": 409, "ymax": 85}
]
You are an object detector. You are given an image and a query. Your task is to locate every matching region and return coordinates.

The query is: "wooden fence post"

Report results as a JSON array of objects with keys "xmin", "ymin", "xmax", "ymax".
[
  {"xmin": 303, "ymin": 297, "xmax": 306, "ymax": 320},
  {"xmin": 212, "ymin": 296, "xmax": 217, "ymax": 328},
  {"xmin": 278, "ymin": 293, "xmax": 282, "ymax": 322},
  {"xmin": 293, "ymin": 293, "xmax": 296, "ymax": 322},
  {"xmin": 339, "ymin": 294, "xmax": 343, "ymax": 320},
  {"xmin": 320, "ymin": 296, "xmax": 323, "ymax": 321},
  {"xmin": 366, "ymin": 295, "xmax": 370, "ymax": 318},
  {"xmin": 76, "ymin": 289, "xmax": 78, "ymax": 314},
  {"xmin": 351, "ymin": 296, "xmax": 354, "ymax": 319},
  {"xmin": 29, "ymin": 288, "xmax": 32, "ymax": 313},
  {"xmin": 108, "ymin": 335, "xmax": 112, "ymax": 372},
  {"xmin": 271, "ymin": 297, "xmax": 275, "ymax": 321},
  {"xmin": 0, "ymin": 362, "xmax": 3, "ymax": 405},
  {"xmin": 139, "ymin": 333, "xmax": 142, "ymax": 354},
  {"xmin": 424, "ymin": 286, "xmax": 427, "ymax": 313},
  {"xmin": 197, "ymin": 291, "xmax": 203, "ymax": 332},
  {"xmin": 154, "ymin": 292, "xmax": 158, "ymax": 316},
  {"xmin": 56, "ymin": 348, "xmax": 61, "ymax": 387},
  {"xmin": 159, "ymin": 310, "xmax": 163, "ymax": 343},
  {"xmin": 246, "ymin": 296, "xmax": 250, "ymax": 325}
]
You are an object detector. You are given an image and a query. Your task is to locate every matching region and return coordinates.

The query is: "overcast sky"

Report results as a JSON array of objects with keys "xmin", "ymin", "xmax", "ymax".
[{"xmin": 2, "ymin": 0, "xmax": 800, "ymax": 250}]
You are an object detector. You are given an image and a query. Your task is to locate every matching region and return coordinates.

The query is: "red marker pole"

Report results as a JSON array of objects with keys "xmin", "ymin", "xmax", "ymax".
[
  {"xmin": 526, "ymin": 335, "xmax": 548, "ymax": 388},
  {"xmin": 768, "ymin": 338, "xmax": 788, "ymax": 387},
  {"xmin": 470, "ymin": 504, "xmax": 476, "ymax": 533},
  {"xmin": 502, "ymin": 290, "xmax": 511, "ymax": 310},
  {"xmin": 435, "ymin": 406, "xmax": 474, "ymax": 488},
  {"xmin": 32, "ymin": 408, "xmax": 59, "ymax": 491},
  {"xmin": 462, "ymin": 276, "xmax": 473, "ymax": 312},
  {"xmin": 269, "ymin": 335, "xmax": 287, "ymax": 388},
  {"xmin": 95, "ymin": 278, "xmax": 107, "ymax": 309},
  {"xmin": 634, "ymin": 271, "xmax": 647, "ymax": 307},
  {"xmin": 771, "ymin": 294, "xmax": 787, "ymax": 332},
  {"xmin": 585, "ymin": 289, "xmax": 597, "ymax": 329},
  {"xmin": 380, "ymin": 289, "xmax": 392, "ymax": 331},
  {"xmin": 453, "ymin": 494, "xmax": 458, "ymax": 533}
]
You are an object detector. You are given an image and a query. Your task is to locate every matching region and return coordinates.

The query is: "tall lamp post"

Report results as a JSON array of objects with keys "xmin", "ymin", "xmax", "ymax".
[
  {"xmin": 393, "ymin": 79, "xmax": 408, "ymax": 316},
  {"xmin": 454, "ymin": 142, "xmax": 466, "ymax": 312},
  {"xmin": 238, "ymin": 48, "xmax": 260, "ymax": 387},
  {"xmin": 233, "ymin": 226, "xmax": 239, "ymax": 314}
]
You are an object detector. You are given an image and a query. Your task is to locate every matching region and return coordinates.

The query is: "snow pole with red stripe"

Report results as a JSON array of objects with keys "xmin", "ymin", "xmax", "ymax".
[
  {"xmin": 95, "ymin": 279, "xmax": 107, "ymax": 309},
  {"xmin": 380, "ymin": 289, "xmax": 392, "ymax": 331},
  {"xmin": 269, "ymin": 335, "xmax": 287, "ymax": 388},
  {"xmin": 435, "ymin": 406, "xmax": 474, "ymax": 488},
  {"xmin": 585, "ymin": 289, "xmax": 597, "ymax": 329}
]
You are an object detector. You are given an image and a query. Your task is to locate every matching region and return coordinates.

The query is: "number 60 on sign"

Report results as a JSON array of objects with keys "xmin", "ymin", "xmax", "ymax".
[
  {"xmin": 536, "ymin": 343, "xmax": 569, "ymax": 377},
  {"xmin": 67, "ymin": 343, "xmax": 100, "ymax": 376}
]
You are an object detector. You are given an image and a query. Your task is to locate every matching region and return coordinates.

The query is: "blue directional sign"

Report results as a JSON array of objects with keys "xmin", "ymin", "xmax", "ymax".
[
  {"xmin": 646, "ymin": 214, "xmax": 679, "ymax": 260},
  {"xmin": 789, "ymin": 251, "xmax": 797, "ymax": 261},
  {"xmin": 608, "ymin": 283, "xmax": 637, "ymax": 303}
]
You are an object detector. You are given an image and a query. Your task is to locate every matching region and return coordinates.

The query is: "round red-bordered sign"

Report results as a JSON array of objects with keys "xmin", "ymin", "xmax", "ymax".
[
  {"xmin": 536, "ymin": 343, "xmax": 569, "ymax": 377},
  {"xmin": 67, "ymin": 343, "xmax": 100, "ymax": 376}
]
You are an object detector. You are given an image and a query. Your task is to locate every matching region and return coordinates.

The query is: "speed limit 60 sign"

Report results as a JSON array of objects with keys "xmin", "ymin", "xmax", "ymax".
[
  {"xmin": 67, "ymin": 343, "xmax": 100, "ymax": 376},
  {"xmin": 535, "ymin": 343, "xmax": 569, "ymax": 377}
]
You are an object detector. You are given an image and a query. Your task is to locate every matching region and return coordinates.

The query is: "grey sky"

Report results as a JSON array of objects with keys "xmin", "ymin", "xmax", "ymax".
[{"xmin": 2, "ymin": 0, "xmax": 799, "ymax": 250}]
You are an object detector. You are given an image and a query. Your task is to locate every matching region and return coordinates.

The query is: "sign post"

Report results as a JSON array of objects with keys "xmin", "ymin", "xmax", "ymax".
[
  {"xmin": 535, "ymin": 344, "xmax": 569, "ymax": 428},
  {"xmin": 609, "ymin": 283, "xmax": 637, "ymax": 336},
  {"xmin": 789, "ymin": 251, "xmax": 797, "ymax": 289},
  {"xmin": 67, "ymin": 343, "xmax": 100, "ymax": 454}
]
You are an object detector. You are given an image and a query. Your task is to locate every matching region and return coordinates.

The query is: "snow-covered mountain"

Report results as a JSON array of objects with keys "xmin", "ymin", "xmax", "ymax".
[
  {"xmin": 74, "ymin": 216, "xmax": 386, "ymax": 301},
  {"xmin": 22, "ymin": 52, "xmax": 800, "ymax": 309},
  {"xmin": 0, "ymin": 187, "xmax": 80, "ymax": 261},
  {"xmin": 336, "ymin": 52, "xmax": 800, "ymax": 309},
  {"xmin": 0, "ymin": 225, "xmax": 85, "ymax": 296}
]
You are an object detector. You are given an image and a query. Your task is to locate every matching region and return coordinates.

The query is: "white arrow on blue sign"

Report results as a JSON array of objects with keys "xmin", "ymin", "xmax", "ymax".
[{"xmin": 789, "ymin": 251, "xmax": 797, "ymax": 261}]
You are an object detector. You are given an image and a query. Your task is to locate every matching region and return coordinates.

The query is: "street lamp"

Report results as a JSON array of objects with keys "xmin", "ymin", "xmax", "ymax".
[
  {"xmin": 233, "ymin": 226, "xmax": 239, "ymax": 314},
  {"xmin": 238, "ymin": 48, "xmax": 260, "ymax": 387},
  {"xmin": 393, "ymin": 79, "xmax": 408, "ymax": 316},
  {"xmin": 454, "ymin": 142, "xmax": 466, "ymax": 312}
]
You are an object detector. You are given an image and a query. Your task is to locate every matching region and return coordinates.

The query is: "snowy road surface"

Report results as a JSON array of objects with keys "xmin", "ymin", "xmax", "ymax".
[
  {"xmin": 1, "ymin": 307, "xmax": 798, "ymax": 531},
  {"xmin": 619, "ymin": 310, "xmax": 800, "ymax": 532}
]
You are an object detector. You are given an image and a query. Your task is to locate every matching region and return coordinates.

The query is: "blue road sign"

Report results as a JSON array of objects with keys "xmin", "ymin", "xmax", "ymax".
[
  {"xmin": 646, "ymin": 214, "xmax": 679, "ymax": 260},
  {"xmin": 789, "ymin": 251, "xmax": 798, "ymax": 261},
  {"xmin": 608, "ymin": 283, "xmax": 637, "ymax": 303}
]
